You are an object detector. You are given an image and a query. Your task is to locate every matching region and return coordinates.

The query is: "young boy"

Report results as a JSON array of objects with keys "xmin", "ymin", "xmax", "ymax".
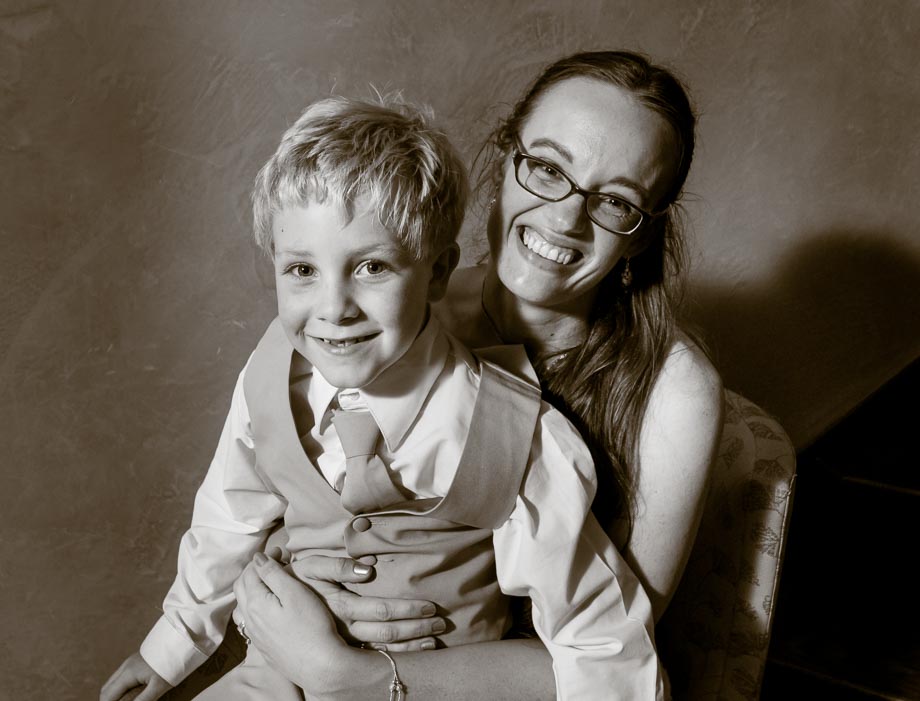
[{"xmin": 102, "ymin": 97, "xmax": 664, "ymax": 701}]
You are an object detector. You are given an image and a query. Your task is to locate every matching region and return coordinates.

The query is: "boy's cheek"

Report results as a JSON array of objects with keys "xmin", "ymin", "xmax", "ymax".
[
  {"xmin": 274, "ymin": 302, "xmax": 301, "ymax": 339},
  {"xmin": 274, "ymin": 282, "xmax": 301, "ymax": 313},
  {"xmin": 275, "ymin": 291, "xmax": 290, "ymax": 317}
]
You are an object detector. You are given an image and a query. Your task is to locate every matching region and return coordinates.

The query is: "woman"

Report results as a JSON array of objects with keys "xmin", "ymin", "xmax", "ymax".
[{"xmin": 233, "ymin": 50, "xmax": 723, "ymax": 699}]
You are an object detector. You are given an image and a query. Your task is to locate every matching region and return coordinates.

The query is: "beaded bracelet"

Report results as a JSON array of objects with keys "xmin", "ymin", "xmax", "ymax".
[{"xmin": 377, "ymin": 649, "xmax": 407, "ymax": 700}]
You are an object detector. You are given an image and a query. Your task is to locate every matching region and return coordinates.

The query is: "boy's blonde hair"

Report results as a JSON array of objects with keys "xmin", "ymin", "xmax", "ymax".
[{"xmin": 253, "ymin": 95, "xmax": 468, "ymax": 261}]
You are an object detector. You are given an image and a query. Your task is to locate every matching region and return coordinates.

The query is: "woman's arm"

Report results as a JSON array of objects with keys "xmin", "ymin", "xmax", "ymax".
[
  {"xmin": 236, "ymin": 554, "xmax": 555, "ymax": 701},
  {"xmin": 616, "ymin": 334, "xmax": 724, "ymax": 621},
  {"xmin": 384, "ymin": 639, "xmax": 554, "ymax": 701}
]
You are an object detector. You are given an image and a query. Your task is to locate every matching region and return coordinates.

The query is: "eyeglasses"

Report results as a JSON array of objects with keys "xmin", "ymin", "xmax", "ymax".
[{"xmin": 512, "ymin": 139, "xmax": 664, "ymax": 235}]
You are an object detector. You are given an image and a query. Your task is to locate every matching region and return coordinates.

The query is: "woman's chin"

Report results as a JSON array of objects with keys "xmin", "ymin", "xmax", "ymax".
[
  {"xmin": 494, "ymin": 252, "xmax": 604, "ymax": 313},
  {"xmin": 496, "ymin": 259, "xmax": 572, "ymax": 308}
]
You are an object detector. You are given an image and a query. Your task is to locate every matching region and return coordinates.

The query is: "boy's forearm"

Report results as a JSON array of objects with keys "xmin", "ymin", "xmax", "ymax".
[
  {"xmin": 139, "ymin": 614, "xmax": 213, "ymax": 686},
  {"xmin": 139, "ymin": 366, "xmax": 281, "ymax": 683}
]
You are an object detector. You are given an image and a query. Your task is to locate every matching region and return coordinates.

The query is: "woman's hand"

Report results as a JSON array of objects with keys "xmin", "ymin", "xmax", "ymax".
[
  {"xmin": 288, "ymin": 553, "xmax": 445, "ymax": 651},
  {"xmin": 237, "ymin": 552, "xmax": 557, "ymax": 700},
  {"xmin": 233, "ymin": 552, "xmax": 445, "ymax": 686},
  {"xmin": 233, "ymin": 553, "xmax": 361, "ymax": 691}
]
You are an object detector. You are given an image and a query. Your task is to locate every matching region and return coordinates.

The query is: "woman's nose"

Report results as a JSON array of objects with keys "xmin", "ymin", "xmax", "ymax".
[{"xmin": 544, "ymin": 192, "xmax": 590, "ymax": 234}]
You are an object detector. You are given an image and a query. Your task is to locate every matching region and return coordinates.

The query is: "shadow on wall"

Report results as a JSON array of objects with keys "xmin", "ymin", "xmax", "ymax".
[{"xmin": 687, "ymin": 230, "xmax": 920, "ymax": 448}]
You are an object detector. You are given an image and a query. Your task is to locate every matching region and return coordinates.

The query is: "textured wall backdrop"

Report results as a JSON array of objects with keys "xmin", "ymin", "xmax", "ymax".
[{"xmin": 1, "ymin": 1, "xmax": 919, "ymax": 698}]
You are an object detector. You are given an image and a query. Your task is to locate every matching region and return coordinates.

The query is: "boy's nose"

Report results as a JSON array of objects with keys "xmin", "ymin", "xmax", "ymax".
[{"xmin": 316, "ymin": 280, "xmax": 359, "ymax": 323}]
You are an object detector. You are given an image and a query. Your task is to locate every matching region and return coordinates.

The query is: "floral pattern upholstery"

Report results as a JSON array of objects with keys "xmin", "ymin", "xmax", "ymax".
[{"xmin": 657, "ymin": 390, "xmax": 797, "ymax": 700}]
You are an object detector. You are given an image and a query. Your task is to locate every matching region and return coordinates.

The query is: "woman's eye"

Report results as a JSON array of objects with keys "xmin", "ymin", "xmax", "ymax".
[
  {"xmin": 356, "ymin": 260, "xmax": 388, "ymax": 277},
  {"xmin": 597, "ymin": 196, "xmax": 632, "ymax": 218},
  {"xmin": 534, "ymin": 163, "xmax": 563, "ymax": 182}
]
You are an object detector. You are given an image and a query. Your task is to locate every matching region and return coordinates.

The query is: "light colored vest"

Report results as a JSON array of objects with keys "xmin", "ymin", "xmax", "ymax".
[{"xmin": 243, "ymin": 318, "xmax": 541, "ymax": 646}]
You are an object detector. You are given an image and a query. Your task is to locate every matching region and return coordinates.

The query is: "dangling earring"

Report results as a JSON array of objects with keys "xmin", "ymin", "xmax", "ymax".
[
  {"xmin": 620, "ymin": 257, "xmax": 633, "ymax": 290},
  {"xmin": 488, "ymin": 196, "xmax": 497, "ymax": 212}
]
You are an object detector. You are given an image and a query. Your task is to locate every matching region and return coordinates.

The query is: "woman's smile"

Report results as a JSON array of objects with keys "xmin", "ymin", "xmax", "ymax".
[{"xmin": 519, "ymin": 226, "xmax": 579, "ymax": 265}]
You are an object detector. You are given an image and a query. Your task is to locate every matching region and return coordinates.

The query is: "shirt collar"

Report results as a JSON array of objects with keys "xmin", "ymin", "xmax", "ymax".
[
  {"xmin": 308, "ymin": 315, "xmax": 449, "ymax": 451},
  {"xmin": 305, "ymin": 358, "xmax": 340, "ymax": 432}
]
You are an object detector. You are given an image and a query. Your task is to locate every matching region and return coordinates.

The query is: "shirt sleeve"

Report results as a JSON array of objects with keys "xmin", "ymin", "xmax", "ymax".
[
  {"xmin": 139, "ymin": 362, "xmax": 287, "ymax": 686},
  {"xmin": 492, "ymin": 405, "xmax": 666, "ymax": 701}
]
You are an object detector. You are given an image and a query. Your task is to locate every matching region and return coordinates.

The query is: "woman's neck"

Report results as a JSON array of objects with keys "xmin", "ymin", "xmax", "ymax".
[{"xmin": 482, "ymin": 268, "xmax": 591, "ymax": 358}]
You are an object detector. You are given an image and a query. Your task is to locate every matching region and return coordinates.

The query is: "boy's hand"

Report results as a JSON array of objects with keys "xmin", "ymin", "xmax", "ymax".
[{"xmin": 100, "ymin": 652, "xmax": 172, "ymax": 701}]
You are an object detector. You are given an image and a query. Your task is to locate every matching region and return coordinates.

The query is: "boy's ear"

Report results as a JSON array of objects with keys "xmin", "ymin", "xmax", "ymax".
[{"xmin": 426, "ymin": 243, "xmax": 461, "ymax": 303}]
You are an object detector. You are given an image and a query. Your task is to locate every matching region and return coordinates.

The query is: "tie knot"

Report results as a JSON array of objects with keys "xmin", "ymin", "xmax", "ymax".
[{"xmin": 332, "ymin": 410, "xmax": 381, "ymax": 458}]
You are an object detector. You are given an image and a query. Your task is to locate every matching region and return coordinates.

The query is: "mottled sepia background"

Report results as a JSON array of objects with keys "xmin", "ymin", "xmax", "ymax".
[{"xmin": 2, "ymin": 2, "xmax": 918, "ymax": 698}]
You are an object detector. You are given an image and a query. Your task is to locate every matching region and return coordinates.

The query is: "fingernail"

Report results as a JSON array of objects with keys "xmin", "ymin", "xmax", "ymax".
[
  {"xmin": 421, "ymin": 603, "xmax": 436, "ymax": 616},
  {"xmin": 432, "ymin": 619, "xmax": 447, "ymax": 633},
  {"xmin": 254, "ymin": 552, "xmax": 268, "ymax": 565},
  {"xmin": 421, "ymin": 640, "xmax": 436, "ymax": 650},
  {"xmin": 353, "ymin": 563, "xmax": 371, "ymax": 576}
]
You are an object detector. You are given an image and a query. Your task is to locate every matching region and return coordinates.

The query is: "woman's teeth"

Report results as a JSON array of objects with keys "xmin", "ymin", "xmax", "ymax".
[{"xmin": 521, "ymin": 228, "xmax": 577, "ymax": 264}]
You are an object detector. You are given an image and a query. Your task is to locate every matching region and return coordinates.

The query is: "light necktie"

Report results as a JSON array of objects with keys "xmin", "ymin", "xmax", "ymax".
[{"xmin": 332, "ymin": 409, "xmax": 405, "ymax": 514}]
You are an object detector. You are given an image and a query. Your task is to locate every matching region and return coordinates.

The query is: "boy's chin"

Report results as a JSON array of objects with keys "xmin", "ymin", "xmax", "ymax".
[{"xmin": 309, "ymin": 360, "xmax": 383, "ymax": 391}]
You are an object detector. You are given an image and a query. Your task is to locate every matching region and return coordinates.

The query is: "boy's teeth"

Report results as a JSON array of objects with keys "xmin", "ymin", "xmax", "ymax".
[
  {"xmin": 521, "ymin": 229, "xmax": 576, "ymax": 264},
  {"xmin": 325, "ymin": 337, "xmax": 360, "ymax": 347}
]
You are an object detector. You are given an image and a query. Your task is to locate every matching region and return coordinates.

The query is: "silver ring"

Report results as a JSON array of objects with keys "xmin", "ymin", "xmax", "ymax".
[{"xmin": 237, "ymin": 620, "xmax": 251, "ymax": 646}]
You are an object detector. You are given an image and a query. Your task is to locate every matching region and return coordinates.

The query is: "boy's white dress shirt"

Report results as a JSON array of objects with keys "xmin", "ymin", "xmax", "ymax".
[{"xmin": 140, "ymin": 318, "xmax": 665, "ymax": 700}]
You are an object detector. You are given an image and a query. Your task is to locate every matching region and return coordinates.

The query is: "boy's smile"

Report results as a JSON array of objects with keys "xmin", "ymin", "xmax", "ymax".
[
  {"xmin": 272, "ymin": 198, "xmax": 444, "ymax": 389},
  {"xmin": 314, "ymin": 333, "xmax": 380, "ymax": 350}
]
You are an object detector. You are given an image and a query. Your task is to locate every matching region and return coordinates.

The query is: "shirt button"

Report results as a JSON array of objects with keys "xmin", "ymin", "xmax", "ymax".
[{"xmin": 352, "ymin": 517, "xmax": 372, "ymax": 532}]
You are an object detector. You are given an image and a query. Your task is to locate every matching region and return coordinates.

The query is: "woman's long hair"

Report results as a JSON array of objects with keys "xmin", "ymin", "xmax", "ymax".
[{"xmin": 479, "ymin": 51, "xmax": 697, "ymax": 539}]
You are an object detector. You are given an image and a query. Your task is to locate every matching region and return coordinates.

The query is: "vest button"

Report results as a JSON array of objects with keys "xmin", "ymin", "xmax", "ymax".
[{"xmin": 352, "ymin": 517, "xmax": 372, "ymax": 532}]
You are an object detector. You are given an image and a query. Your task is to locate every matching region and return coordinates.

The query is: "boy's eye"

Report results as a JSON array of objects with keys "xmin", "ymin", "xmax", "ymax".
[
  {"xmin": 286, "ymin": 264, "xmax": 315, "ymax": 278},
  {"xmin": 355, "ymin": 260, "xmax": 388, "ymax": 277}
]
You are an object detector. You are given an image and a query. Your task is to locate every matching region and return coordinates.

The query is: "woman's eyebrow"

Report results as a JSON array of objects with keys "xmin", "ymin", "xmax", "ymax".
[
  {"xmin": 607, "ymin": 177, "xmax": 651, "ymax": 202},
  {"xmin": 527, "ymin": 137, "xmax": 574, "ymax": 162},
  {"xmin": 527, "ymin": 137, "xmax": 652, "ymax": 202}
]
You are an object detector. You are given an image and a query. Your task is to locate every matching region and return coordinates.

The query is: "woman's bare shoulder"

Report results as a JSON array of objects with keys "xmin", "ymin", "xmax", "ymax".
[
  {"xmin": 654, "ymin": 331, "xmax": 723, "ymax": 413},
  {"xmin": 642, "ymin": 331, "xmax": 723, "ymax": 477}
]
